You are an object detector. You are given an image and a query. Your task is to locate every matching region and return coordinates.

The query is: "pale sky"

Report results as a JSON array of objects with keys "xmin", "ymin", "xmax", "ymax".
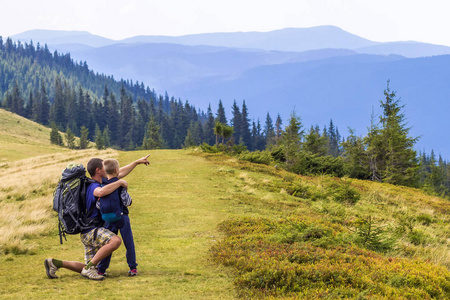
[{"xmin": 1, "ymin": 0, "xmax": 449, "ymax": 46}]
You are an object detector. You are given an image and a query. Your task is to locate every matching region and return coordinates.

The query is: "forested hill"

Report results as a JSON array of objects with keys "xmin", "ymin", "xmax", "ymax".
[
  {"xmin": 0, "ymin": 37, "xmax": 156, "ymax": 103},
  {"xmin": 0, "ymin": 37, "xmax": 215, "ymax": 149}
]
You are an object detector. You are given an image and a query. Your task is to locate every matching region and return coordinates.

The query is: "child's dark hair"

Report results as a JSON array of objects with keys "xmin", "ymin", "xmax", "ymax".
[{"xmin": 87, "ymin": 158, "xmax": 103, "ymax": 177}]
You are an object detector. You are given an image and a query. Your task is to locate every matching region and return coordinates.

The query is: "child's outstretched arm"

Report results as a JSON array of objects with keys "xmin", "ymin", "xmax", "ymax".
[{"xmin": 118, "ymin": 154, "xmax": 150, "ymax": 179}]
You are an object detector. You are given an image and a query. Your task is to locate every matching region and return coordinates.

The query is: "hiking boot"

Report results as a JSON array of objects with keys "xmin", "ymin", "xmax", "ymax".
[
  {"xmin": 128, "ymin": 269, "xmax": 138, "ymax": 276},
  {"xmin": 81, "ymin": 266, "xmax": 105, "ymax": 281},
  {"xmin": 44, "ymin": 258, "xmax": 59, "ymax": 279}
]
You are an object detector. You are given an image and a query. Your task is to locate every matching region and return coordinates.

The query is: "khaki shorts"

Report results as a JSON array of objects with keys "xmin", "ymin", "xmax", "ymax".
[{"xmin": 80, "ymin": 227, "xmax": 116, "ymax": 263}]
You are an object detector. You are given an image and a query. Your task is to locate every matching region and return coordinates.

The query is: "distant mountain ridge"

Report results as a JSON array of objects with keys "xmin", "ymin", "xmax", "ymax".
[
  {"xmin": 12, "ymin": 26, "xmax": 450, "ymax": 57},
  {"xmin": 120, "ymin": 26, "xmax": 377, "ymax": 52},
  {"xmin": 12, "ymin": 29, "xmax": 115, "ymax": 48}
]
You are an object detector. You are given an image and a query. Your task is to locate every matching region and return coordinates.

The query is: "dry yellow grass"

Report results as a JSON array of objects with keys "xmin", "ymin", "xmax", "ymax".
[{"xmin": 0, "ymin": 149, "xmax": 118, "ymax": 254}]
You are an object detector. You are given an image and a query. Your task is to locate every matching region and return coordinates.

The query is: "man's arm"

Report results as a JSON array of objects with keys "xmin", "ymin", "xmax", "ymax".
[
  {"xmin": 93, "ymin": 180, "xmax": 128, "ymax": 198},
  {"xmin": 118, "ymin": 154, "xmax": 150, "ymax": 179}
]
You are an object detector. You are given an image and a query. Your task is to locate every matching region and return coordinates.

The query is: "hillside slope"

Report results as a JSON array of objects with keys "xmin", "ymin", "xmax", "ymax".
[
  {"xmin": 0, "ymin": 112, "xmax": 448, "ymax": 298},
  {"xmin": 0, "ymin": 108, "xmax": 70, "ymax": 162}
]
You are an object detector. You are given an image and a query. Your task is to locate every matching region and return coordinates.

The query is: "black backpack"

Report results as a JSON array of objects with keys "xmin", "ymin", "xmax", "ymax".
[{"xmin": 53, "ymin": 163, "xmax": 101, "ymax": 244}]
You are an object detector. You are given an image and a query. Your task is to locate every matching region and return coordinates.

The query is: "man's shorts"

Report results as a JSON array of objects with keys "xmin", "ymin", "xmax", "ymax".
[{"xmin": 80, "ymin": 227, "xmax": 116, "ymax": 263}]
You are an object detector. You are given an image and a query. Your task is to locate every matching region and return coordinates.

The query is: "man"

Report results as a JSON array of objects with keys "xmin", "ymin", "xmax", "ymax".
[{"xmin": 45, "ymin": 154, "xmax": 150, "ymax": 280}]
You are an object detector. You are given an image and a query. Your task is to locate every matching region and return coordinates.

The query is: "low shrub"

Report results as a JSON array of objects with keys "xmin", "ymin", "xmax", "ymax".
[
  {"xmin": 332, "ymin": 180, "xmax": 361, "ymax": 205},
  {"xmin": 408, "ymin": 229, "xmax": 429, "ymax": 246},
  {"xmin": 238, "ymin": 150, "xmax": 273, "ymax": 165},
  {"xmin": 212, "ymin": 217, "xmax": 450, "ymax": 299},
  {"xmin": 291, "ymin": 153, "xmax": 345, "ymax": 177},
  {"xmin": 200, "ymin": 143, "xmax": 221, "ymax": 153},
  {"xmin": 350, "ymin": 216, "xmax": 397, "ymax": 253},
  {"xmin": 416, "ymin": 213, "xmax": 434, "ymax": 226}
]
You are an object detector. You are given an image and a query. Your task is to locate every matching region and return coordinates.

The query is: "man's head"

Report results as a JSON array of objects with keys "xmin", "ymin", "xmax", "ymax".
[
  {"xmin": 103, "ymin": 158, "xmax": 120, "ymax": 177},
  {"xmin": 87, "ymin": 158, "xmax": 105, "ymax": 179}
]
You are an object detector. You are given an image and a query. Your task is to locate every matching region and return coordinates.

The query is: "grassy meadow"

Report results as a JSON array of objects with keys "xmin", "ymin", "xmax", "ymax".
[{"xmin": 0, "ymin": 110, "xmax": 449, "ymax": 299}]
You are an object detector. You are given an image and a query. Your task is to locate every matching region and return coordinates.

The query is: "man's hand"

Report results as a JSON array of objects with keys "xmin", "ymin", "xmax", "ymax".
[
  {"xmin": 119, "ymin": 179, "xmax": 128, "ymax": 189},
  {"xmin": 137, "ymin": 154, "xmax": 150, "ymax": 166},
  {"xmin": 94, "ymin": 179, "xmax": 128, "ymax": 197}
]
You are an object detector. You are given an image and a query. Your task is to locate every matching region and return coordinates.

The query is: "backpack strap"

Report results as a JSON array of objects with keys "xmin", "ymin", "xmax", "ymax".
[{"xmin": 58, "ymin": 219, "xmax": 67, "ymax": 244}]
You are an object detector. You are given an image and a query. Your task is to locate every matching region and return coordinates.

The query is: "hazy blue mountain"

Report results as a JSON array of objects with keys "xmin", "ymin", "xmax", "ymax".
[
  {"xmin": 121, "ymin": 26, "xmax": 377, "ymax": 52},
  {"xmin": 12, "ymin": 27, "xmax": 450, "ymax": 58},
  {"xmin": 355, "ymin": 41, "xmax": 450, "ymax": 58},
  {"xmin": 67, "ymin": 43, "xmax": 356, "ymax": 92},
  {"xmin": 172, "ymin": 54, "xmax": 450, "ymax": 158},
  {"xmin": 12, "ymin": 29, "xmax": 116, "ymax": 48}
]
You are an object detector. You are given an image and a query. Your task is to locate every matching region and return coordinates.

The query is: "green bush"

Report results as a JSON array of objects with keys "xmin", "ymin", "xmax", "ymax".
[
  {"xmin": 291, "ymin": 153, "xmax": 345, "ymax": 177},
  {"xmin": 416, "ymin": 214, "xmax": 433, "ymax": 226},
  {"xmin": 231, "ymin": 144, "xmax": 247, "ymax": 155},
  {"xmin": 200, "ymin": 143, "xmax": 221, "ymax": 153},
  {"xmin": 408, "ymin": 229, "xmax": 429, "ymax": 246},
  {"xmin": 332, "ymin": 180, "xmax": 361, "ymax": 204},
  {"xmin": 271, "ymin": 147, "xmax": 286, "ymax": 162},
  {"xmin": 351, "ymin": 216, "xmax": 396, "ymax": 252},
  {"xmin": 238, "ymin": 150, "xmax": 273, "ymax": 165}
]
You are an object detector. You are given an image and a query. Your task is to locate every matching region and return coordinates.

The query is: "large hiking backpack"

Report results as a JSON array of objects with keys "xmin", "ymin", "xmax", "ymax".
[{"xmin": 53, "ymin": 163, "xmax": 101, "ymax": 244}]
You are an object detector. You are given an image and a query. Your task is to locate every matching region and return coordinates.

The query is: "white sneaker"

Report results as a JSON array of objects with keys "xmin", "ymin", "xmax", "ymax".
[
  {"xmin": 44, "ymin": 258, "xmax": 59, "ymax": 279},
  {"xmin": 81, "ymin": 266, "xmax": 105, "ymax": 281}
]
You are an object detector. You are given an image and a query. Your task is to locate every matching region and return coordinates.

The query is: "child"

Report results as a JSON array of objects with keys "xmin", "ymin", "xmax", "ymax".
[{"xmin": 96, "ymin": 158, "xmax": 138, "ymax": 276}]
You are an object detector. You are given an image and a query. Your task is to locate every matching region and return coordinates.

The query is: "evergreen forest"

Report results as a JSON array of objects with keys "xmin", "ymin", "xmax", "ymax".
[{"xmin": 1, "ymin": 37, "xmax": 449, "ymax": 198}]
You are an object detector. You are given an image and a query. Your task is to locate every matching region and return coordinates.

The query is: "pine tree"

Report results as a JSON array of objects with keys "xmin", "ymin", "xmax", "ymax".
[
  {"xmin": 378, "ymin": 81, "xmax": 419, "ymax": 186},
  {"xmin": 264, "ymin": 112, "xmax": 275, "ymax": 150},
  {"xmin": 94, "ymin": 124, "xmax": 104, "ymax": 150},
  {"xmin": 119, "ymin": 85, "xmax": 134, "ymax": 149},
  {"xmin": 222, "ymin": 125, "xmax": 234, "ymax": 145},
  {"xmin": 341, "ymin": 129, "xmax": 370, "ymax": 179},
  {"xmin": 11, "ymin": 81, "xmax": 24, "ymax": 116},
  {"xmin": 31, "ymin": 86, "xmax": 41, "ymax": 122},
  {"xmin": 216, "ymin": 100, "xmax": 227, "ymax": 124},
  {"xmin": 281, "ymin": 112, "xmax": 303, "ymax": 167},
  {"xmin": 65, "ymin": 86, "xmax": 78, "ymax": 135},
  {"xmin": 65, "ymin": 127, "xmax": 76, "ymax": 149},
  {"xmin": 50, "ymin": 122, "xmax": 63, "ymax": 145},
  {"xmin": 255, "ymin": 119, "xmax": 265, "ymax": 150},
  {"xmin": 106, "ymin": 92, "xmax": 119, "ymax": 146},
  {"xmin": 304, "ymin": 125, "xmax": 328, "ymax": 156},
  {"xmin": 214, "ymin": 122, "xmax": 223, "ymax": 145},
  {"xmin": 366, "ymin": 108, "xmax": 383, "ymax": 182},
  {"xmin": 24, "ymin": 90, "xmax": 33, "ymax": 119},
  {"xmin": 39, "ymin": 79, "xmax": 50, "ymax": 125},
  {"xmin": 184, "ymin": 121, "xmax": 202, "ymax": 148},
  {"xmin": 275, "ymin": 114, "xmax": 283, "ymax": 146},
  {"xmin": 240, "ymin": 101, "xmax": 251, "ymax": 147},
  {"xmin": 231, "ymin": 100, "xmax": 242, "ymax": 143},
  {"xmin": 142, "ymin": 116, "xmax": 162, "ymax": 150},
  {"xmin": 103, "ymin": 125, "xmax": 111, "ymax": 149},
  {"xmin": 51, "ymin": 76, "xmax": 66, "ymax": 130},
  {"xmin": 79, "ymin": 125, "xmax": 89, "ymax": 149},
  {"xmin": 327, "ymin": 119, "xmax": 340, "ymax": 157},
  {"xmin": 203, "ymin": 104, "xmax": 216, "ymax": 145}
]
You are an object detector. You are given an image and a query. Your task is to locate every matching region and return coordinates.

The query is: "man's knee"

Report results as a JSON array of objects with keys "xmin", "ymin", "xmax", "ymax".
[{"xmin": 108, "ymin": 235, "xmax": 122, "ymax": 250}]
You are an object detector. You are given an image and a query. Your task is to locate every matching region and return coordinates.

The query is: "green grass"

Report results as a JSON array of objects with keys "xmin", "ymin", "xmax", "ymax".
[
  {"xmin": 0, "ymin": 109, "xmax": 70, "ymax": 163},
  {"xmin": 0, "ymin": 150, "xmax": 236, "ymax": 299},
  {"xmin": 0, "ymin": 110, "xmax": 449, "ymax": 299}
]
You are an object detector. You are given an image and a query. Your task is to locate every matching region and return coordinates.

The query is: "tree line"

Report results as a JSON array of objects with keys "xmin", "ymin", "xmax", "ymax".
[{"xmin": 1, "ymin": 36, "xmax": 449, "ymax": 197}]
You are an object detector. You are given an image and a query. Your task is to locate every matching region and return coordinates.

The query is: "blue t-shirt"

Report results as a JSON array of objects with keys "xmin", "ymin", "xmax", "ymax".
[
  {"xmin": 99, "ymin": 177, "xmax": 123, "ymax": 222},
  {"xmin": 81, "ymin": 181, "xmax": 101, "ymax": 233}
]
